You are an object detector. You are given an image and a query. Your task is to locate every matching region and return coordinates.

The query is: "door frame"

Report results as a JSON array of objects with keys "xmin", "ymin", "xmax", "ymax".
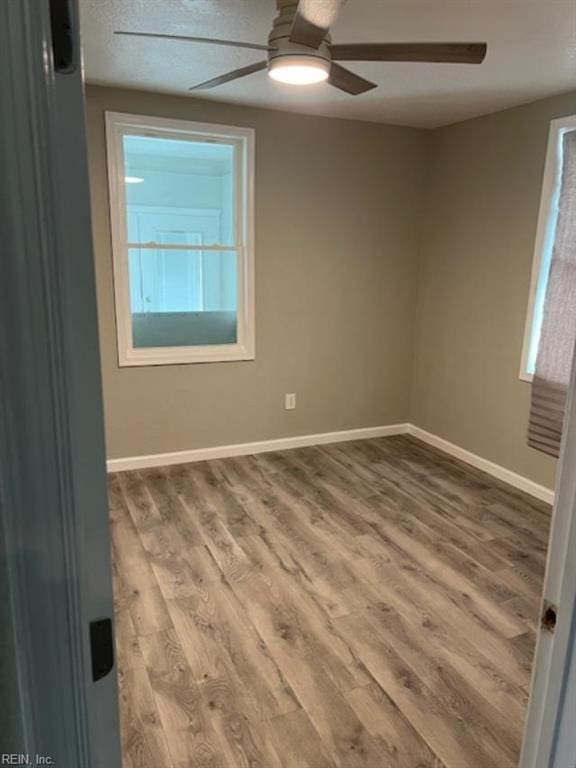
[
  {"xmin": 128, "ymin": 204, "xmax": 221, "ymax": 312},
  {"xmin": 0, "ymin": 1, "xmax": 121, "ymax": 765}
]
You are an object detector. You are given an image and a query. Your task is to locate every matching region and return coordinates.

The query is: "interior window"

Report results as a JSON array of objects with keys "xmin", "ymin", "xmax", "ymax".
[
  {"xmin": 521, "ymin": 117, "xmax": 576, "ymax": 380},
  {"xmin": 106, "ymin": 113, "xmax": 254, "ymax": 365}
]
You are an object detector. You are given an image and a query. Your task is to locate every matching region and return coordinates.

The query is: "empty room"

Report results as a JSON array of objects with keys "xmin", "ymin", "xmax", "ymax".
[
  {"xmin": 85, "ymin": 1, "xmax": 575, "ymax": 766},
  {"xmin": 3, "ymin": 1, "xmax": 576, "ymax": 767}
]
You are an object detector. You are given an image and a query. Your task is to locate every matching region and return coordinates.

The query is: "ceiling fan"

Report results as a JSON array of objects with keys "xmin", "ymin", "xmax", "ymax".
[{"xmin": 115, "ymin": 0, "xmax": 487, "ymax": 96}]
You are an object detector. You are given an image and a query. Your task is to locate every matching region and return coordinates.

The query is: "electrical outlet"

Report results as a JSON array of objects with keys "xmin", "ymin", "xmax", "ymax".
[{"xmin": 285, "ymin": 393, "xmax": 296, "ymax": 410}]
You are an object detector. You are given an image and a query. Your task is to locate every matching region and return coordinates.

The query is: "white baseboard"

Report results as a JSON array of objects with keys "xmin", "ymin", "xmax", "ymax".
[
  {"xmin": 106, "ymin": 421, "xmax": 555, "ymax": 505},
  {"xmin": 407, "ymin": 425, "xmax": 555, "ymax": 505},
  {"xmin": 106, "ymin": 423, "xmax": 410, "ymax": 473}
]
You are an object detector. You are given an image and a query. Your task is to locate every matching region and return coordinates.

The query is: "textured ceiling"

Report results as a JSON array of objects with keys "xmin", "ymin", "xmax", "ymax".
[{"xmin": 79, "ymin": 0, "xmax": 576, "ymax": 128}]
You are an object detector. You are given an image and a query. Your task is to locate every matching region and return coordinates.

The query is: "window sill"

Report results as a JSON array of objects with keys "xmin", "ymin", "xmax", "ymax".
[
  {"xmin": 519, "ymin": 371, "xmax": 534, "ymax": 384},
  {"xmin": 118, "ymin": 343, "xmax": 255, "ymax": 367}
]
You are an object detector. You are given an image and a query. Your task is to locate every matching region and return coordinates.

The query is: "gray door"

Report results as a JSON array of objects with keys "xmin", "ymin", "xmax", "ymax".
[
  {"xmin": 0, "ymin": 1, "xmax": 122, "ymax": 765},
  {"xmin": 551, "ymin": 604, "xmax": 576, "ymax": 768},
  {"xmin": 520, "ymin": 339, "xmax": 576, "ymax": 764}
]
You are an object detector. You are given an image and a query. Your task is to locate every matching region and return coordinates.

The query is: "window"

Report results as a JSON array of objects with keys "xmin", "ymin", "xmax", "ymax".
[
  {"xmin": 105, "ymin": 112, "xmax": 254, "ymax": 365},
  {"xmin": 520, "ymin": 115, "xmax": 576, "ymax": 381}
]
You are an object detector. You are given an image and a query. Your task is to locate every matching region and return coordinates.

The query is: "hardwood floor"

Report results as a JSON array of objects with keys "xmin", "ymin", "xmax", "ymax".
[{"xmin": 109, "ymin": 435, "xmax": 551, "ymax": 768}]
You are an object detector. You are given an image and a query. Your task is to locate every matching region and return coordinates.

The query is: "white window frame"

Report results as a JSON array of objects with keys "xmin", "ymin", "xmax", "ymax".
[
  {"xmin": 105, "ymin": 111, "xmax": 255, "ymax": 366},
  {"xmin": 520, "ymin": 115, "xmax": 576, "ymax": 382}
]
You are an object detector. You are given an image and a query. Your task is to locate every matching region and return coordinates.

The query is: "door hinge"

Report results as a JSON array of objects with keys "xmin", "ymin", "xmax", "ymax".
[
  {"xmin": 49, "ymin": 0, "xmax": 76, "ymax": 73},
  {"xmin": 541, "ymin": 601, "xmax": 558, "ymax": 634},
  {"xmin": 89, "ymin": 618, "xmax": 115, "ymax": 682}
]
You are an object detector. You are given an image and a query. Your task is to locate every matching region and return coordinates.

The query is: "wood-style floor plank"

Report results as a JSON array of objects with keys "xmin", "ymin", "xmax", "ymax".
[
  {"xmin": 266, "ymin": 709, "xmax": 335, "ymax": 768},
  {"xmin": 344, "ymin": 683, "xmax": 445, "ymax": 768},
  {"xmin": 110, "ymin": 435, "xmax": 551, "ymax": 768},
  {"xmin": 336, "ymin": 609, "xmax": 516, "ymax": 768}
]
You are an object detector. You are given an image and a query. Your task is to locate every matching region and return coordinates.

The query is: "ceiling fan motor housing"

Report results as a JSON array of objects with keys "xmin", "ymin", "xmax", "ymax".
[{"xmin": 268, "ymin": 0, "xmax": 332, "ymax": 66}]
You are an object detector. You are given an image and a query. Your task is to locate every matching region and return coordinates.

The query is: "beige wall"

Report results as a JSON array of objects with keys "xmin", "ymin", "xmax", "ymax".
[
  {"xmin": 86, "ymin": 86, "xmax": 427, "ymax": 460},
  {"xmin": 411, "ymin": 91, "xmax": 576, "ymax": 489},
  {"xmin": 88, "ymin": 84, "xmax": 576, "ymax": 489}
]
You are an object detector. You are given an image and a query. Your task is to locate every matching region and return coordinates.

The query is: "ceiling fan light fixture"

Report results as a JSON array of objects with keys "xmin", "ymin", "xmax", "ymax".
[{"xmin": 268, "ymin": 55, "xmax": 329, "ymax": 85}]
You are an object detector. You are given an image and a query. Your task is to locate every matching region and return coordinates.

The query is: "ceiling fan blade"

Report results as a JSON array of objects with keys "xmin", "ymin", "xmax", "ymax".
[
  {"xmin": 115, "ymin": 30, "xmax": 272, "ymax": 52},
  {"xmin": 189, "ymin": 61, "xmax": 268, "ymax": 91},
  {"xmin": 330, "ymin": 42, "xmax": 487, "ymax": 64},
  {"xmin": 290, "ymin": 0, "xmax": 348, "ymax": 49},
  {"xmin": 328, "ymin": 63, "xmax": 376, "ymax": 95}
]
